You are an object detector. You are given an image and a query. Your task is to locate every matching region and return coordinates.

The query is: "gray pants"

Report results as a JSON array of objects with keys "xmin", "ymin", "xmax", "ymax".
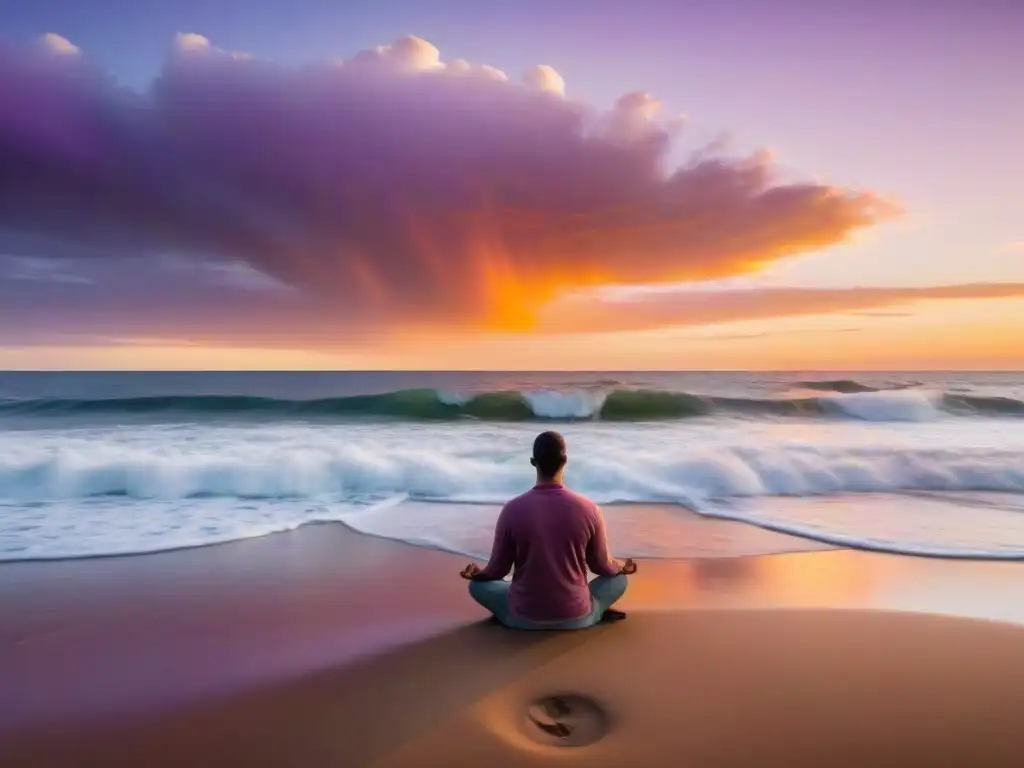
[{"xmin": 469, "ymin": 574, "xmax": 628, "ymax": 630}]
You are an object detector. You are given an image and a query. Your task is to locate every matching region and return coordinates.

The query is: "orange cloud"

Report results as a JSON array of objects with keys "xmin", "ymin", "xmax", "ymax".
[{"xmin": 539, "ymin": 282, "xmax": 1024, "ymax": 333}]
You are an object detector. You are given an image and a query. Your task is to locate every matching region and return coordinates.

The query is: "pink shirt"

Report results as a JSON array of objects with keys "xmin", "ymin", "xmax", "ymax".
[{"xmin": 478, "ymin": 482, "xmax": 622, "ymax": 622}]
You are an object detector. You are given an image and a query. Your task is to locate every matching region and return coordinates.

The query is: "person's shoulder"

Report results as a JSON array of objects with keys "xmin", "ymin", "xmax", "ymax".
[
  {"xmin": 501, "ymin": 489, "xmax": 535, "ymax": 514},
  {"xmin": 558, "ymin": 486, "xmax": 600, "ymax": 513}
]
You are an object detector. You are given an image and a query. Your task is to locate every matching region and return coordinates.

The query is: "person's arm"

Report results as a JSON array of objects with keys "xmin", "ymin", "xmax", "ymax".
[
  {"xmin": 475, "ymin": 505, "xmax": 515, "ymax": 581},
  {"xmin": 585, "ymin": 504, "xmax": 623, "ymax": 577}
]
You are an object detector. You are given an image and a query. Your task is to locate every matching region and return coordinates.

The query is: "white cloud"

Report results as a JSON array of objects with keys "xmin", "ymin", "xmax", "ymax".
[
  {"xmin": 39, "ymin": 33, "xmax": 80, "ymax": 56},
  {"xmin": 522, "ymin": 64, "xmax": 565, "ymax": 97},
  {"xmin": 173, "ymin": 32, "xmax": 213, "ymax": 55},
  {"xmin": 171, "ymin": 32, "xmax": 250, "ymax": 60}
]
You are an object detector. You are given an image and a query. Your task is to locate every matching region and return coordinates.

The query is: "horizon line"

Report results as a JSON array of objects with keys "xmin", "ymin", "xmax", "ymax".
[{"xmin": 1, "ymin": 368, "xmax": 1021, "ymax": 375}]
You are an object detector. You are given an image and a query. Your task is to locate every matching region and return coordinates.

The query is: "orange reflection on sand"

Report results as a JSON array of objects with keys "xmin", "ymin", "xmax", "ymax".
[
  {"xmin": 746, "ymin": 552, "xmax": 880, "ymax": 604},
  {"xmin": 624, "ymin": 558, "xmax": 752, "ymax": 605},
  {"xmin": 631, "ymin": 552, "xmax": 880, "ymax": 609}
]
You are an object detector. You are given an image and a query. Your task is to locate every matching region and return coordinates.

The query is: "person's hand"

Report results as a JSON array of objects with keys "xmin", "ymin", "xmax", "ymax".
[
  {"xmin": 460, "ymin": 563, "xmax": 483, "ymax": 580},
  {"xmin": 619, "ymin": 558, "xmax": 638, "ymax": 576}
]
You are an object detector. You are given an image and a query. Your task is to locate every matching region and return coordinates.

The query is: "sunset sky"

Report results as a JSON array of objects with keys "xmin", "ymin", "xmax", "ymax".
[{"xmin": 2, "ymin": 0, "xmax": 1022, "ymax": 370}]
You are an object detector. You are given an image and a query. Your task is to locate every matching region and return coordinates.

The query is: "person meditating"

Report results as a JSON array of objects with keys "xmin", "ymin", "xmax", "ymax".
[{"xmin": 461, "ymin": 430, "xmax": 637, "ymax": 629}]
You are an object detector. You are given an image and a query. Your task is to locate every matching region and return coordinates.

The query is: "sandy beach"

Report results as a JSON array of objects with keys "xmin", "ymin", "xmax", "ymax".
[{"xmin": 5, "ymin": 521, "xmax": 1024, "ymax": 766}]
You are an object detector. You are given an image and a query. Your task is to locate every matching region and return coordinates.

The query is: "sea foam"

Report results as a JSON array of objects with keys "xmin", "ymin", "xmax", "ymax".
[
  {"xmin": 3, "ymin": 408, "xmax": 1024, "ymax": 561},
  {"xmin": 2, "ymin": 425, "xmax": 1023, "ymax": 503}
]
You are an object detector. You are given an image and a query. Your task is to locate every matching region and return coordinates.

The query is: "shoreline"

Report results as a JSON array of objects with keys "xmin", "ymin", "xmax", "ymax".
[
  {"xmin": 10, "ymin": 495, "xmax": 1024, "ymax": 565},
  {"xmin": 0, "ymin": 499, "xmax": 838, "ymax": 564}
]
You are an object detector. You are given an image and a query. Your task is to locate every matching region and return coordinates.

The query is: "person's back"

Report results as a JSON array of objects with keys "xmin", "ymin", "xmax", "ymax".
[
  {"xmin": 461, "ymin": 431, "xmax": 636, "ymax": 629},
  {"xmin": 493, "ymin": 482, "xmax": 620, "ymax": 621}
]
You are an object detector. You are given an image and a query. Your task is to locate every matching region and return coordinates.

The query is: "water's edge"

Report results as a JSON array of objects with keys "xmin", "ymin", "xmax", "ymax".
[{"xmin": 7, "ymin": 500, "xmax": 1024, "ymax": 565}]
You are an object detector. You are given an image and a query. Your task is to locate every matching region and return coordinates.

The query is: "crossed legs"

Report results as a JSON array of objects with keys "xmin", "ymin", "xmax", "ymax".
[{"xmin": 469, "ymin": 574, "xmax": 628, "ymax": 630}]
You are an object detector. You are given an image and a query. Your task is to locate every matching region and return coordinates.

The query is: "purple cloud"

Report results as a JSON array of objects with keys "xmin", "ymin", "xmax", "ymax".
[{"xmin": 0, "ymin": 32, "xmax": 897, "ymax": 343}]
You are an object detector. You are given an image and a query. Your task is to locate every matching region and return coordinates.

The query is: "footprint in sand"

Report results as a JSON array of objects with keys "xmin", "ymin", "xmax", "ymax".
[{"xmin": 524, "ymin": 694, "xmax": 609, "ymax": 748}]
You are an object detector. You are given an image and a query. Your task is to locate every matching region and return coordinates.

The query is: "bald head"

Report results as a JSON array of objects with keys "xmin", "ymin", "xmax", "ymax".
[{"xmin": 531, "ymin": 431, "xmax": 567, "ymax": 480}]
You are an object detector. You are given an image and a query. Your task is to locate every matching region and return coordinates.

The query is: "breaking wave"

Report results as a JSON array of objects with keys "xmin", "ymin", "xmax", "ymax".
[
  {"xmin": 1, "ymin": 387, "xmax": 1021, "ymax": 422},
  {"xmin": 2, "ymin": 439, "xmax": 1023, "ymax": 503}
]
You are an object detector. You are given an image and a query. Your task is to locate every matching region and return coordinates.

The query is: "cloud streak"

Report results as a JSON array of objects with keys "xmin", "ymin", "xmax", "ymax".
[
  {"xmin": 540, "ymin": 282, "xmax": 1024, "ymax": 333},
  {"xmin": 0, "ymin": 32, "xmax": 898, "ymax": 341}
]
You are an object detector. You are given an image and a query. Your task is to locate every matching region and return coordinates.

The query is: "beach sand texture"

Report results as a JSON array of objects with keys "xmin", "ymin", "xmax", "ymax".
[{"xmin": 5, "ymin": 523, "xmax": 1024, "ymax": 766}]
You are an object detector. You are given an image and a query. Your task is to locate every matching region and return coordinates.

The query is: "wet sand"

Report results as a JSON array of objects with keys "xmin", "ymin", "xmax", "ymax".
[{"xmin": 4, "ymin": 522, "xmax": 1024, "ymax": 766}]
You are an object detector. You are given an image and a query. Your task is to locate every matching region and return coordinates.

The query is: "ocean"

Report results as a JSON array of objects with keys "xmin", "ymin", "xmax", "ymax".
[{"xmin": 1, "ymin": 370, "xmax": 1023, "ymax": 562}]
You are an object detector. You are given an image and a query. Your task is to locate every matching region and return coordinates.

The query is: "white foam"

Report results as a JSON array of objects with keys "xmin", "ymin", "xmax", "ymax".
[
  {"xmin": 698, "ymin": 493, "xmax": 1024, "ymax": 559},
  {"xmin": 436, "ymin": 390, "xmax": 473, "ymax": 406},
  {"xmin": 523, "ymin": 388, "xmax": 608, "ymax": 419},
  {"xmin": 0, "ymin": 497, "xmax": 401, "ymax": 561},
  {"xmin": 2, "ymin": 424, "xmax": 1024, "ymax": 503},
  {"xmin": 821, "ymin": 390, "xmax": 942, "ymax": 422},
  {"xmin": 2, "ymin": 418, "xmax": 1024, "ymax": 560}
]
